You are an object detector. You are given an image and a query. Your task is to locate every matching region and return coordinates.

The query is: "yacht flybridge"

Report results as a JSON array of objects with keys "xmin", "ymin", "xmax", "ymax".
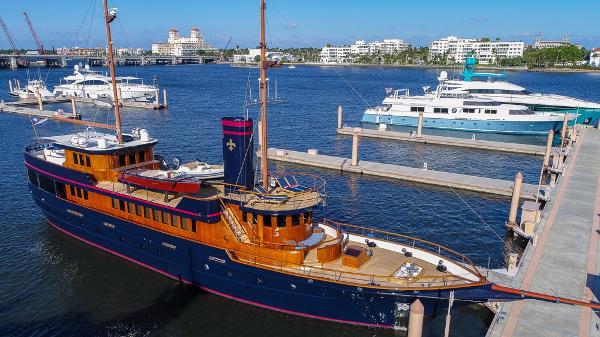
[
  {"xmin": 439, "ymin": 56, "xmax": 600, "ymax": 126},
  {"xmin": 53, "ymin": 64, "xmax": 157, "ymax": 102},
  {"xmin": 22, "ymin": 0, "xmax": 600, "ymax": 330},
  {"xmin": 362, "ymin": 85, "xmax": 575, "ymax": 135}
]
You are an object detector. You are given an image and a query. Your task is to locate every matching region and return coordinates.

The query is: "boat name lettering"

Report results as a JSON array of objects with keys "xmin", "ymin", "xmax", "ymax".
[
  {"xmin": 161, "ymin": 242, "xmax": 176, "ymax": 250},
  {"xmin": 67, "ymin": 209, "xmax": 83, "ymax": 217},
  {"xmin": 209, "ymin": 256, "xmax": 226, "ymax": 264},
  {"xmin": 103, "ymin": 222, "xmax": 115, "ymax": 228}
]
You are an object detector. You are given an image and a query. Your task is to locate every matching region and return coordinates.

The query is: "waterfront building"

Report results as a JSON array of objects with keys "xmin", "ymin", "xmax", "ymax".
[
  {"xmin": 232, "ymin": 48, "xmax": 289, "ymax": 63},
  {"xmin": 533, "ymin": 34, "xmax": 570, "ymax": 49},
  {"xmin": 151, "ymin": 27, "xmax": 215, "ymax": 56},
  {"xmin": 116, "ymin": 48, "xmax": 145, "ymax": 56},
  {"xmin": 320, "ymin": 39, "xmax": 409, "ymax": 63},
  {"xmin": 56, "ymin": 47, "xmax": 107, "ymax": 57},
  {"xmin": 428, "ymin": 36, "xmax": 524, "ymax": 64},
  {"xmin": 589, "ymin": 48, "xmax": 600, "ymax": 67}
]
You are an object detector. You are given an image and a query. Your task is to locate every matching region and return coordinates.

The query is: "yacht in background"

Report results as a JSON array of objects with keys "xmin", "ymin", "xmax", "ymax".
[
  {"xmin": 362, "ymin": 85, "xmax": 576, "ymax": 135},
  {"xmin": 439, "ymin": 56, "xmax": 600, "ymax": 126},
  {"xmin": 8, "ymin": 79, "xmax": 54, "ymax": 99},
  {"xmin": 53, "ymin": 65, "xmax": 158, "ymax": 102}
]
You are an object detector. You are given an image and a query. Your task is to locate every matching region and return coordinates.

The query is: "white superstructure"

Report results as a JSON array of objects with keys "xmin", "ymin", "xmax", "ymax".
[
  {"xmin": 53, "ymin": 65, "xmax": 158, "ymax": 102},
  {"xmin": 428, "ymin": 36, "xmax": 524, "ymax": 64},
  {"xmin": 151, "ymin": 27, "xmax": 215, "ymax": 56}
]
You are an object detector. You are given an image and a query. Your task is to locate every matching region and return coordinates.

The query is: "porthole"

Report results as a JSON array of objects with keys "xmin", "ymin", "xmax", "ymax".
[
  {"xmin": 204, "ymin": 264, "xmax": 210, "ymax": 271},
  {"xmin": 290, "ymin": 284, "xmax": 297, "ymax": 290}
]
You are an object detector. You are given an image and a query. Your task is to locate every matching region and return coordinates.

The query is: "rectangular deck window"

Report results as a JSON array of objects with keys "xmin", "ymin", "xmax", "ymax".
[
  {"xmin": 76, "ymin": 187, "xmax": 82, "ymax": 198},
  {"xmin": 72, "ymin": 153, "xmax": 79, "ymax": 165},
  {"xmin": 291, "ymin": 214, "xmax": 300, "ymax": 226},
  {"xmin": 263, "ymin": 215, "xmax": 272, "ymax": 227},
  {"xmin": 70, "ymin": 185, "xmax": 76, "ymax": 196},
  {"xmin": 27, "ymin": 169, "xmax": 38, "ymax": 186},
  {"xmin": 171, "ymin": 214, "xmax": 180, "ymax": 228},
  {"xmin": 112, "ymin": 198, "xmax": 119, "ymax": 209},
  {"xmin": 144, "ymin": 207, "xmax": 151, "ymax": 219},
  {"xmin": 119, "ymin": 155, "xmax": 126, "ymax": 167},
  {"xmin": 181, "ymin": 218, "xmax": 189, "ymax": 230},
  {"xmin": 85, "ymin": 156, "xmax": 91, "ymax": 167},
  {"xmin": 82, "ymin": 189, "xmax": 88, "ymax": 200},
  {"xmin": 128, "ymin": 202, "xmax": 136, "ymax": 214},
  {"xmin": 277, "ymin": 216, "xmax": 287, "ymax": 228},
  {"xmin": 242, "ymin": 212, "xmax": 247, "ymax": 222},
  {"xmin": 161, "ymin": 211, "xmax": 169, "ymax": 225},
  {"xmin": 38, "ymin": 175, "xmax": 55, "ymax": 194},
  {"xmin": 138, "ymin": 151, "xmax": 146, "ymax": 162},
  {"xmin": 129, "ymin": 153, "xmax": 136, "ymax": 166},
  {"xmin": 119, "ymin": 200, "xmax": 126, "ymax": 211},
  {"xmin": 136, "ymin": 204, "xmax": 143, "ymax": 216},
  {"xmin": 79, "ymin": 154, "xmax": 85, "ymax": 166},
  {"xmin": 153, "ymin": 209, "xmax": 160, "ymax": 222},
  {"xmin": 192, "ymin": 221, "xmax": 198, "ymax": 233}
]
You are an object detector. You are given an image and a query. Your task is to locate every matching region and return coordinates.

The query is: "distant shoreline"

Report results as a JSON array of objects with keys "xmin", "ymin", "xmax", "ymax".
[{"xmin": 274, "ymin": 62, "xmax": 600, "ymax": 74}]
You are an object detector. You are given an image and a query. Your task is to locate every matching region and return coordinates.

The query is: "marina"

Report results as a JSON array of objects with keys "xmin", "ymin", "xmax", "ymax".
[{"xmin": 1, "ymin": 2, "xmax": 600, "ymax": 337}]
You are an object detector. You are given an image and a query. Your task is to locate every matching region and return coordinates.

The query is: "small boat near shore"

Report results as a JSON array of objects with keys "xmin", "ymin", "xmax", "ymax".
[{"xmin": 8, "ymin": 79, "xmax": 54, "ymax": 99}]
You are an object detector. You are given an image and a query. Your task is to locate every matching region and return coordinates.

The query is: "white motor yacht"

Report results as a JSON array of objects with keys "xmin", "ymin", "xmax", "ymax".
[
  {"xmin": 8, "ymin": 79, "xmax": 54, "ymax": 99},
  {"xmin": 53, "ymin": 65, "xmax": 157, "ymax": 102},
  {"xmin": 439, "ymin": 56, "xmax": 600, "ymax": 126},
  {"xmin": 362, "ymin": 85, "xmax": 576, "ymax": 135}
]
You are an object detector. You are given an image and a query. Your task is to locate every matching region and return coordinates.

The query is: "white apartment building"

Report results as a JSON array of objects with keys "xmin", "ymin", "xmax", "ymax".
[
  {"xmin": 232, "ymin": 49, "xmax": 287, "ymax": 63},
  {"xmin": 320, "ymin": 39, "xmax": 409, "ymax": 63},
  {"xmin": 590, "ymin": 48, "xmax": 600, "ymax": 67},
  {"xmin": 116, "ymin": 48, "xmax": 144, "ymax": 56},
  {"xmin": 151, "ymin": 27, "xmax": 215, "ymax": 56},
  {"xmin": 428, "ymin": 36, "xmax": 524, "ymax": 64}
]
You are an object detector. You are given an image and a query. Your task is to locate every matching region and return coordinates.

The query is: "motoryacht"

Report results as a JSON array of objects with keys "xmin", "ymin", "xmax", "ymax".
[
  {"xmin": 439, "ymin": 56, "xmax": 600, "ymax": 126},
  {"xmin": 362, "ymin": 85, "xmax": 575, "ymax": 135},
  {"xmin": 53, "ymin": 65, "xmax": 157, "ymax": 102},
  {"xmin": 8, "ymin": 79, "xmax": 54, "ymax": 99}
]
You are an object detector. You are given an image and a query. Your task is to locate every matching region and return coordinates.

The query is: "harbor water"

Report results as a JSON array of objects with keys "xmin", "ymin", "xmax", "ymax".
[{"xmin": 1, "ymin": 64, "xmax": 599, "ymax": 336}]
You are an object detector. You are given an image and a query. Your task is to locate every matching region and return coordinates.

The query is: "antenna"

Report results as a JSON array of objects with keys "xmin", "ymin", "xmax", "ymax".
[{"xmin": 102, "ymin": 1, "xmax": 123, "ymax": 143}]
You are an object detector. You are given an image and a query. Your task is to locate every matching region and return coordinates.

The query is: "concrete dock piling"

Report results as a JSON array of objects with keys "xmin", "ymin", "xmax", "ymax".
[
  {"xmin": 337, "ymin": 105, "xmax": 343, "ymax": 129},
  {"xmin": 417, "ymin": 111, "xmax": 423, "ymax": 137},
  {"xmin": 154, "ymin": 89, "xmax": 160, "ymax": 109},
  {"xmin": 351, "ymin": 128, "xmax": 359, "ymax": 166},
  {"xmin": 70, "ymin": 96, "xmax": 77, "ymax": 117},
  {"xmin": 543, "ymin": 130, "xmax": 554, "ymax": 167},
  {"xmin": 560, "ymin": 113, "xmax": 568, "ymax": 147},
  {"xmin": 35, "ymin": 88, "xmax": 43, "ymax": 111},
  {"xmin": 163, "ymin": 89, "xmax": 168, "ymax": 108},
  {"xmin": 408, "ymin": 299, "xmax": 424, "ymax": 337},
  {"xmin": 508, "ymin": 172, "xmax": 523, "ymax": 225}
]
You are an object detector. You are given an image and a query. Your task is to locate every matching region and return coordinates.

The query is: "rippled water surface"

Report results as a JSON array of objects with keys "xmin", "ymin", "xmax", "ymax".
[{"xmin": 1, "ymin": 64, "xmax": 599, "ymax": 336}]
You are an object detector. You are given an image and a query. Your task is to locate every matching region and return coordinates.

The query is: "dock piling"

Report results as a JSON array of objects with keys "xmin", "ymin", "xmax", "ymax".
[
  {"xmin": 543, "ymin": 130, "xmax": 554, "ymax": 167},
  {"xmin": 118, "ymin": 87, "xmax": 123, "ymax": 102},
  {"xmin": 508, "ymin": 172, "xmax": 523, "ymax": 225},
  {"xmin": 337, "ymin": 105, "xmax": 343, "ymax": 129},
  {"xmin": 35, "ymin": 88, "xmax": 43, "ymax": 111},
  {"xmin": 154, "ymin": 89, "xmax": 160, "ymax": 109},
  {"xmin": 417, "ymin": 111, "xmax": 423, "ymax": 137},
  {"xmin": 351, "ymin": 128, "xmax": 360, "ymax": 166},
  {"xmin": 70, "ymin": 96, "xmax": 77, "ymax": 117},
  {"xmin": 408, "ymin": 299, "xmax": 424, "ymax": 337},
  {"xmin": 560, "ymin": 113, "xmax": 568, "ymax": 147},
  {"xmin": 163, "ymin": 89, "xmax": 168, "ymax": 109}
]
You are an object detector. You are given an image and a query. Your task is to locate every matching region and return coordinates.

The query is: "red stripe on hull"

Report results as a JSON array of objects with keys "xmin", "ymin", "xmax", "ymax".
[
  {"xmin": 46, "ymin": 220, "xmax": 393, "ymax": 329},
  {"xmin": 221, "ymin": 119, "xmax": 253, "ymax": 127},
  {"xmin": 222, "ymin": 130, "xmax": 252, "ymax": 136}
]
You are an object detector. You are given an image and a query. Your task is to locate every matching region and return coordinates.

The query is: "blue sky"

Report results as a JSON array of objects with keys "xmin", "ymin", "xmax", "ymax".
[{"xmin": 1, "ymin": 0, "xmax": 599, "ymax": 50}]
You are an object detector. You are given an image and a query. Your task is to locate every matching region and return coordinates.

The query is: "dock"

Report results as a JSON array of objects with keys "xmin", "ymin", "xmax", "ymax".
[
  {"xmin": 265, "ymin": 148, "xmax": 538, "ymax": 199},
  {"xmin": 337, "ymin": 126, "xmax": 548, "ymax": 156},
  {"xmin": 486, "ymin": 128, "xmax": 600, "ymax": 337}
]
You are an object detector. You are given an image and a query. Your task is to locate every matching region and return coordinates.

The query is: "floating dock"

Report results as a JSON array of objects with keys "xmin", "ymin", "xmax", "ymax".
[
  {"xmin": 265, "ymin": 148, "xmax": 538, "ymax": 199},
  {"xmin": 0, "ymin": 100, "xmax": 79, "ymax": 119},
  {"xmin": 487, "ymin": 128, "xmax": 600, "ymax": 337},
  {"xmin": 337, "ymin": 126, "xmax": 548, "ymax": 156}
]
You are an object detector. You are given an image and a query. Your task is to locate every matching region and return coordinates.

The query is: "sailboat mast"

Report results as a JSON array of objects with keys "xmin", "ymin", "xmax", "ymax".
[
  {"xmin": 103, "ymin": 0, "xmax": 123, "ymax": 143},
  {"xmin": 259, "ymin": 0, "xmax": 269, "ymax": 190}
]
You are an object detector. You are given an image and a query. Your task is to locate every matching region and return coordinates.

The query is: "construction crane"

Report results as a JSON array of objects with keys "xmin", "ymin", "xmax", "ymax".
[
  {"xmin": 23, "ymin": 12, "xmax": 44, "ymax": 54},
  {"xmin": 0, "ymin": 16, "xmax": 19, "ymax": 54},
  {"xmin": 222, "ymin": 36, "xmax": 232, "ymax": 61}
]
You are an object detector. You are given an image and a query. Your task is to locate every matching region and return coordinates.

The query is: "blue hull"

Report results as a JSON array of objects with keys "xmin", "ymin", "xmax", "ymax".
[
  {"xmin": 26, "ymin": 156, "xmax": 520, "ymax": 328},
  {"xmin": 361, "ymin": 114, "xmax": 565, "ymax": 135}
]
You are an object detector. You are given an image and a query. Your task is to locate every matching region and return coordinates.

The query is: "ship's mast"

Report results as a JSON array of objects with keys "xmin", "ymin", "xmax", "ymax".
[
  {"xmin": 259, "ymin": 0, "xmax": 269, "ymax": 190},
  {"xmin": 103, "ymin": 0, "xmax": 123, "ymax": 143}
]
